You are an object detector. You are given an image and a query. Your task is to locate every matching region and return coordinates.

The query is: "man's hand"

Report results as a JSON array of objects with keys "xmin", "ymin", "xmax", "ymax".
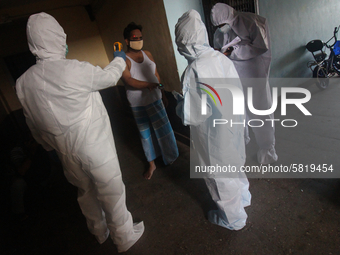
[
  {"xmin": 223, "ymin": 47, "xmax": 234, "ymax": 56},
  {"xmin": 148, "ymin": 83, "xmax": 158, "ymax": 90}
]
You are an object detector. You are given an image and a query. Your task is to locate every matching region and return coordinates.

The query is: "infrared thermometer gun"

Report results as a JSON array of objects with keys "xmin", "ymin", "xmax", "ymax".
[{"xmin": 113, "ymin": 42, "xmax": 123, "ymax": 52}]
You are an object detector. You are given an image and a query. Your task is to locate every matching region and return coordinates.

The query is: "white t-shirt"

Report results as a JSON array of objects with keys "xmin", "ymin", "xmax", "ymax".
[{"xmin": 125, "ymin": 50, "xmax": 162, "ymax": 107}]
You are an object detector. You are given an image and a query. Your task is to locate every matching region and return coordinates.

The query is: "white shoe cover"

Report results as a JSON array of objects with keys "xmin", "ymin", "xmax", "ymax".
[
  {"xmin": 208, "ymin": 210, "xmax": 246, "ymax": 231},
  {"xmin": 257, "ymin": 148, "xmax": 278, "ymax": 164},
  {"xmin": 96, "ymin": 229, "xmax": 110, "ymax": 244},
  {"xmin": 117, "ymin": 222, "xmax": 145, "ymax": 253}
]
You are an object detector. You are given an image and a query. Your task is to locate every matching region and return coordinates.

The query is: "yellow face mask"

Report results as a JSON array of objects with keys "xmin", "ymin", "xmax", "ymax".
[{"xmin": 129, "ymin": 40, "xmax": 143, "ymax": 50}]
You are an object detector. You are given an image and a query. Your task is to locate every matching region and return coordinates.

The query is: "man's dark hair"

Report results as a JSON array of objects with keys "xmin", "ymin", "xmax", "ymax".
[{"xmin": 123, "ymin": 22, "xmax": 143, "ymax": 39}]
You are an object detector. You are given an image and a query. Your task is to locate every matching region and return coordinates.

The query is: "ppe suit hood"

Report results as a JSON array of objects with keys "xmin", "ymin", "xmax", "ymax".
[
  {"xmin": 211, "ymin": 3, "xmax": 237, "ymax": 26},
  {"xmin": 27, "ymin": 12, "xmax": 67, "ymax": 61},
  {"xmin": 175, "ymin": 10, "xmax": 211, "ymax": 63}
]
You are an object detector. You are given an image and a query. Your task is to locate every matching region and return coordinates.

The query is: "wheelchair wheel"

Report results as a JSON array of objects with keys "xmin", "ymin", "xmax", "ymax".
[{"xmin": 313, "ymin": 65, "xmax": 330, "ymax": 90}]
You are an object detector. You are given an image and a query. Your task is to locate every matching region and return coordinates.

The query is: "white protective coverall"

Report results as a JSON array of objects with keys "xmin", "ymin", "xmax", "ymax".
[
  {"xmin": 211, "ymin": 3, "xmax": 278, "ymax": 164},
  {"xmin": 15, "ymin": 12, "xmax": 143, "ymax": 252},
  {"xmin": 175, "ymin": 9, "xmax": 251, "ymax": 230}
]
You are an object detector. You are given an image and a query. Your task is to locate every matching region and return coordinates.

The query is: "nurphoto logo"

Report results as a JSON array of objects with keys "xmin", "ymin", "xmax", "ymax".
[{"xmin": 198, "ymin": 79, "xmax": 312, "ymax": 128}]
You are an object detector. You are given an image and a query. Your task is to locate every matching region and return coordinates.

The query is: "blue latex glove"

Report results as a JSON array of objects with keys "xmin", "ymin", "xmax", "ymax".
[{"xmin": 114, "ymin": 50, "xmax": 126, "ymax": 61}]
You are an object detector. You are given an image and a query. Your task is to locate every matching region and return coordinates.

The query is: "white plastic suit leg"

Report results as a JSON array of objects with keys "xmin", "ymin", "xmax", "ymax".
[
  {"xmin": 58, "ymin": 153, "xmax": 144, "ymax": 252},
  {"xmin": 244, "ymin": 114, "xmax": 251, "ymax": 145},
  {"xmin": 204, "ymin": 177, "xmax": 250, "ymax": 230},
  {"xmin": 242, "ymin": 78, "xmax": 278, "ymax": 164},
  {"xmin": 60, "ymin": 154, "xmax": 109, "ymax": 243},
  {"xmin": 91, "ymin": 158, "xmax": 144, "ymax": 253},
  {"xmin": 239, "ymin": 177, "xmax": 251, "ymax": 207}
]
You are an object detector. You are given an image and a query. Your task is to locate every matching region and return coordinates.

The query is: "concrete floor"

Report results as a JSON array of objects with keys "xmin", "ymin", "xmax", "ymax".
[{"xmin": 2, "ymin": 79, "xmax": 340, "ymax": 254}]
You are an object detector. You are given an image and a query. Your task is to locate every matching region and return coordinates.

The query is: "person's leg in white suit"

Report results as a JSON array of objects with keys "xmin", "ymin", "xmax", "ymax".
[
  {"xmin": 59, "ymin": 153, "xmax": 144, "ymax": 253},
  {"xmin": 205, "ymin": 177, "xmax": 250, "ymax": 230}
]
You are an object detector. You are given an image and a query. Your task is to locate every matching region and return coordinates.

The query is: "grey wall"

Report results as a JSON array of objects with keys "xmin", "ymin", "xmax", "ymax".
[{"xmin": 259, "ymin": 0, "xmax": 340, "ymax": 79}]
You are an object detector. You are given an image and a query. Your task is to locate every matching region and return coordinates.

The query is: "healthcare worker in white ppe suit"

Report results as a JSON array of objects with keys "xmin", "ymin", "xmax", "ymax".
[
  {"xmin": 175, "ymin": 9, "xmax": 251, "ymax": 230},
  {"xmin": 211, "ymin": 3, "xmax": 278, "ymax": 164},
  {"xmin": 15, "ymin": 12, "xmax": 144, "ymax": 253}
]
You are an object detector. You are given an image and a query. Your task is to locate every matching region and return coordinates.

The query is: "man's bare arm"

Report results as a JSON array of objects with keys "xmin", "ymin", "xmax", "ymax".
[{"xmin": 144, "ymin": 50, "xmax": 168, "ymax": 106}]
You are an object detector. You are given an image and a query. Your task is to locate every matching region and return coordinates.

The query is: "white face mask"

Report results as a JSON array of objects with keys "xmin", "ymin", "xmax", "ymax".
[
  {"xmin": 218, "ymin": 24, "xmax": 231, "ymax": 34},
  {"xmin": 130, "ymin": 40, "xmax": 143, "ymax": 50}
]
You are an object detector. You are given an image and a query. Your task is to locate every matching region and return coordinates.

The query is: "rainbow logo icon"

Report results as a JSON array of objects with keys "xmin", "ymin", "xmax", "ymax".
[{"xmin": 197, "ymin": 82, "xmax": 223, "ymax": 106}]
